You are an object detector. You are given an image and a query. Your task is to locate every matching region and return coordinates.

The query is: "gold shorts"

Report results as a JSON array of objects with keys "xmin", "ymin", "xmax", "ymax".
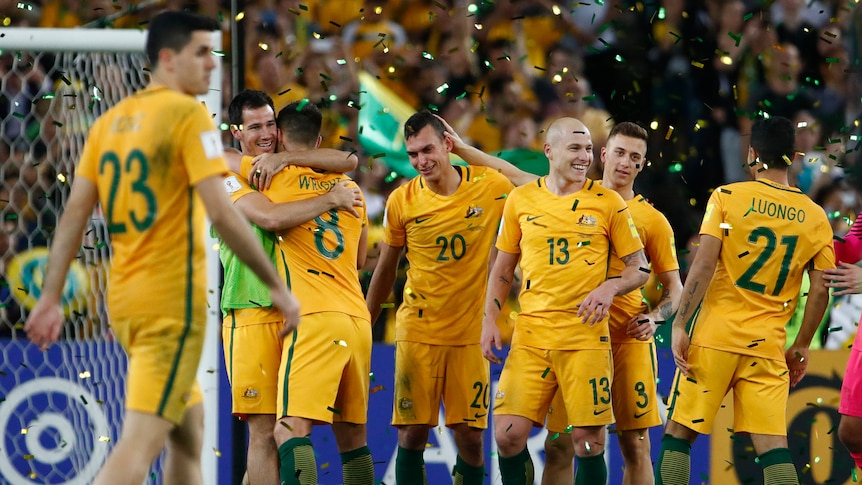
[
  {"xmin": 391, "ymin": 341, "xmax": 490, "ymax": 428},
  {"xmin": 496, "ymin": 345, "xmax": 614, "ymax": 428},
  {"xmin": 277, "ymin": 312, "xmax": 372, "ymax": 424},
  {"xmin": 547, "ymin": 342, "xmax": 660, "ymax": 432},
  {"xmin": 667, "ymin": 345, "xmax": 789, "ymax": 435},
  {"xmin": 222, "ymin": 308, "xmax": 284, "ymax": 416},
  {"xmin": 111, "ymin": 316, "xmax": 204, "ymax": 425}
]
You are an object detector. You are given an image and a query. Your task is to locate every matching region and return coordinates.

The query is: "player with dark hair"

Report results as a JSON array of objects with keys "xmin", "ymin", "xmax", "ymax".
[
  {"xmin": 655, "ymin": 116, "xmax": 834, "ymax": 485},
  {"xmin": 365, "ymin": 111, "xmax": 514, "ymax": 485},
  {"xmin": 221, "ymin": 89, "xmax": 360, "ymax": 484},
  {"xmin": 25, "ymin": 12, "xmax": 299, "ymax": 485},
  {"xmin": 242, "ymin": 100, "xmax": 373, "ymax": 485}
]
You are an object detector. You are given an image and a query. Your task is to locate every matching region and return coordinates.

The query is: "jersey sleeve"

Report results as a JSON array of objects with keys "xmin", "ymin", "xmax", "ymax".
[
  {"xmin": 608, "ymin": 196, "xmax": 643, "ymax": 259},
  {"xmin": 699, "ymin": 188, "xmax": 726, "ymax": 240},
  {"xmin": 223, "ymin": 172, "xmax": 256, "ymax": 203},
  {"xmin": 382, "ymin": 189, "xmax": 406, "ymax": 247},
  {"xmin": 178, "ymin": 102, "xmax": 228, "ymax": 186},
  {"xmin": 811, "ymin": 216, "xmax": 837, "ymax": 271},
  {"xmin": 645, "ymin": 209, "xmax": 679, "ymax": 274},
  {"xmin": 75, "ymin": 120, "xmax": 102, "ymax": 183},
  {"xmin": 495, "ymin": 192, "xmax": 522, "ymax": 254}
]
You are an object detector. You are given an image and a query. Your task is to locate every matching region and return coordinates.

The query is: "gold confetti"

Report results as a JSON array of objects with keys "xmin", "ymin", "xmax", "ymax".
[
  {"xmin": 213, "ymin": 447, "xmax": 222, "ymax": 457},
  {"xmin": 98, "ymin": 436, "xmax": 111, "ymax": 442},
  {"xmin": 78, "ymin": 371, "xmax": 91, "ymax": 379}
]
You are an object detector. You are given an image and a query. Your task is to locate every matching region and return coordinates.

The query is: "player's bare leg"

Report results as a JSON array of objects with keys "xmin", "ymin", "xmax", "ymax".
[
  {"xmin": 838, "ymin": 415, "xmax": 862, "ymax": 470},
  {"xmin": 542, "ymin": 433, "xmax": 574, "ymax": 485},
  {"xmin": 495, "ymin": 415, "xmax": 535, "ymax": 485},
  {"xmin": 451, "ymin": 423, "xmax": 486, "ymax": 484},
  {"xmin": 750, "ymin": 433, "xmax": 798, "ymax": 485},
  {"xmin": 164, "ymin": 402, "xmax": 204, "ymax": 485},
  {"xmin": 273, "ymin": 416, "xmax": 316, "ymax": 485},
  {"xmin": 92, "ymin": 410, "xmax": 175, "ymax": 485},
  {"xmin": 396, "ymin": 424, "xmax": 431, "ymax": 485},
  {"xmin": 333, "ymin": 422, "xmax": 374, "ymax": 484},
  {"xmin": 618, "ymin": 428, "xmax": 653, "ymax": 485},
  {"xmin": 246, "ymin": 414, "xmax": 278, "ymax": 485}
]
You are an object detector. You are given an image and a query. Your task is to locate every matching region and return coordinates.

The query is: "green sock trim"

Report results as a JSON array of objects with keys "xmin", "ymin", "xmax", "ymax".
[
  {"xmin": 575, "ymin": 452, "xmax": 607, "ymax": 485},
  {"xmin": 499, "ymin": 447, "xmax": 533, "ymax": 485},
  {"xmin": 278, "ymin": 437, "xmax": 317, "ymax": 485},
  {"xmin": 661, "ymin": 434, "xmax": 692, "ymax": 453},
  {"xmin": 340, "ymin": 445, "xmax": 371, "ymax": 464},
  {"xmin": 453, "ymin": 454, "xmax": 485, "ymax": 485},
  {"xmin": 341, "ymin": 446, "xmax": 374, "ymax": 485},
  {"xmin": 758, "ymin": 447, "xmax": 791, "ymax": 467},
  {"xmin": 759, "ymin": 448, "xmax": 798, "ymax": 485},
  {"xmin": 396, "ymin": 446, "xmax": 426, "ymax": 485}
]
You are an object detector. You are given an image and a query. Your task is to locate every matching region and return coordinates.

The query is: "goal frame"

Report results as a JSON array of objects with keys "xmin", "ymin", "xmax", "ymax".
[{"xmin": 0, "ymin": 27, "xmax": 224, "ymax": 485}]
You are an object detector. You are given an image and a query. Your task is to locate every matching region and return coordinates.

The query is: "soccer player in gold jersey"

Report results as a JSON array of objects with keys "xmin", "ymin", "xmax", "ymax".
[
  {"xmin": 220, "ymin": 89, "xmax": 360, "ymax": 485},
  {"xmin": 24, "ymin": 12, "xmax": 299, "ymax": 485},
  {"xmin": 239, "ymin": 100, "xmax": 374, "ymax": 485},
  {"xmin": 655, "ymin": 116, "xmax": 835, "ymax": 485},
  {"xmin": 365, "ymin": 111, "xmax": 514, "ymax": 485},
  {"xmin": 482, "ymin": 117, "xmax": 648, "ymax": 485},
  {"xmin": 440, "ymin": 115, "xmax": 679, "ymax": 485}
]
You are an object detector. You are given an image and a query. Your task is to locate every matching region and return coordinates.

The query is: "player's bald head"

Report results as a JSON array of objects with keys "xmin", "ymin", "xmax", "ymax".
[{"xmin": 545, "ymin": 117, "xmax": 590, "ymax": 146}]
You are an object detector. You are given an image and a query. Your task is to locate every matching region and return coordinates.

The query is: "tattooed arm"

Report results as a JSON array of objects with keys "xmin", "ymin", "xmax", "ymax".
[
  {"xmin": 626, "ymin": 269, "xmax": 683, "ymax": 340},
  {"xmin": 578, "ymin": 249, "xmax": 649, "ymax": 325}
]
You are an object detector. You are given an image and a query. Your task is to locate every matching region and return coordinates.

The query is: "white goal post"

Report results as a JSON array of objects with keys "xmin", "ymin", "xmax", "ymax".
[{"xmin": 0, "ymin": 27, "xmax": 223, "ymax": 485}]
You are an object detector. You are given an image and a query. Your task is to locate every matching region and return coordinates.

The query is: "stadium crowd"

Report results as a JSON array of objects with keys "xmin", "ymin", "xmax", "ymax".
[
  {"xmin": 0, "ymin": 0, "xmax": 860, "ymax": 342},
  {"xmin": 0, "ymin": 2, "xmax": 861, "ymax": 485},
  {"xmin": 0, "ymin": 0, "xmax": 862, "ymax": 339}
]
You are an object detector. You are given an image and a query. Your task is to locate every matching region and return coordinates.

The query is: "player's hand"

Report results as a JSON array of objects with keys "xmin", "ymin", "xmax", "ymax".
[
  {"xmin": 823, "ymin": 262, "xmax": 862, "ymax": 295},
  {"xmin": 625, "ymin": 313, "xmax": 656, "ymax": 341},
  {"xmin": 24, "ymin": 299, "xmax": 63, "ymax": 351},
  {"xmin": 576, "ymin": 281, "xmax": 615, "ymax": 325},
  {"xmin": 249, "ymin": 153, "xmax": 287, "ymax": 190},
  {"xmin": 328, "ymin": 181, "xmax": 363, "ymax": 218},
  {"xmin": 432, "ymin": 114, "xmax": 467, "ymax": 152},
  {"xmin": 671, "ymin": 326, "xmax": 691, "ymax": 376},
  {"xmin": 785, "ymin": 346, "xmax": 809, "ymax": 388},
  {"xmin": 481, "ymin": 321, "xmax": 502, "ymax": 364},
  {"xmin": 271, "ymin": 286, "xmax": 301, "ymax": 338}
]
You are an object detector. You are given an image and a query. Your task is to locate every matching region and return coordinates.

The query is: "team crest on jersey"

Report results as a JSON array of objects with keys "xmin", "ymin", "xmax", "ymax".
[
  {"xmin": 577, "ymin": 214, "xmax": 597, "ymax": 228},
  {"xmin": 465, "ymin": 205, "xmax": 484, "ymax": 218},
  {"xmin": 399, "ymin": 398, "xmax": 413, "ymax": 410},
  {"xmin": 242, "ymin": 388, "xmax": 259, "ymax": 399}
]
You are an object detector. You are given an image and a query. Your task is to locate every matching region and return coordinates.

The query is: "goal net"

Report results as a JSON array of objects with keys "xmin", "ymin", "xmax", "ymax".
[{"xmin": 0, "ymin": 28, "xmax": 223, "ymax": 485}]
